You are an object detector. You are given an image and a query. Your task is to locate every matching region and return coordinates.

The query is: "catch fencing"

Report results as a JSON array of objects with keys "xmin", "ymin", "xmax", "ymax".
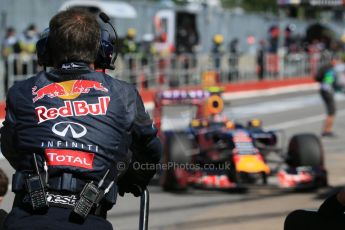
[{"xmin": 3, "ymin": 51, "xmax": 332, "ymax": 91}]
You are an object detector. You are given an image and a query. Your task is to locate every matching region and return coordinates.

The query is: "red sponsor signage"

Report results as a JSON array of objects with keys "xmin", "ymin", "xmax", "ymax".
[
  {"xmin": 45, "ymin": 149, "xmax": 94, "ymax": 169},
  {"xmin": 35, "ymin": 96, "xmax": 110, "ymax": 123}
]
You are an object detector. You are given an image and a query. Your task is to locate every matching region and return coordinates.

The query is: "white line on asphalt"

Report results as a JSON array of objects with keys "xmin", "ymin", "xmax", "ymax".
[
  {"xmin": 224, "ymin": 94, "xmax": 323, "ymax": 118},
  {"xmin": 222, "ymin": 83, "xmax": 319, "ymax": 101},
  {"xmin": 220, "ymin": 93, "xmax": 345, "ymax": 119},
  {"xmin": 265, "ymin": 109, "xmax": 345, "ymax": 130}
]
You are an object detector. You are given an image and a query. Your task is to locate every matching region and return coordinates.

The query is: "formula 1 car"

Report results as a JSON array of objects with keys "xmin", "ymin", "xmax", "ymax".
[{"xmin": 154, "ymin": 89, "xmax": 327, "ymax": 191}]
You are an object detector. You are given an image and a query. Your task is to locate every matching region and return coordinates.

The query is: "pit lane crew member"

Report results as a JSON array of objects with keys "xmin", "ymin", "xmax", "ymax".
[
  {"xmin": 315, "ymin": 56, "xmax": 343, "ymax": 137},
  {"xmin": 1, "ymin": 9, "xmax": 161, "ymax": 230},
  {"xmin": 284, "ymin": 188, "xmax": 345, "ymax": 230}
]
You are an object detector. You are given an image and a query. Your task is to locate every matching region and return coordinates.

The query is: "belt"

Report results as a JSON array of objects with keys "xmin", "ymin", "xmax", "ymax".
[
  {"xmin": 14, "ymin": 191, "xmax": 108, "ymax": 219},
  {"xmin": 12, "ymin": 171, "xmax": 117, "ymax": 211},
  {"xmin": 12, "ymin": 172, "xmax": 86, "ymax": 193}
]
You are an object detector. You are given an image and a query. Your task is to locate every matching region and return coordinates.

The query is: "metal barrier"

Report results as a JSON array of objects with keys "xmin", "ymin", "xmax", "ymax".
[
  {"xmin": 114, "ymin": 52, "xmax": 329, "ymax": 89},
  {"xmin": 3, "ymin": 51, "xmax": 331, "ymax": 92},
  {"xmin": 5, "ymin": 54, "xmax": 41, "ymax": 90}
]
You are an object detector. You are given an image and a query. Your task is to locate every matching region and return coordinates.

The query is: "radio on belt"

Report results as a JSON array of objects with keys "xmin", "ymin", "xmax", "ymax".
[
  {"xmin": 73, "ymin": 182, "xmax": 104, "ymax": 219},
  {"xmin": 25, "ymin": 153, "xmax": 49, "ymax": 210},
  {"xmin": 73, "ymin": 169, "xmax": 114, "ymax": 219}
]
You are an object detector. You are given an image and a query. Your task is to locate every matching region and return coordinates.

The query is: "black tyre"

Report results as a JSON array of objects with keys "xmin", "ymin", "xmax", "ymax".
[
  {"xmin": 169, "ymin": 133, "xmax": 193, "ymax": 164},
  {"xmin": 161, "ymin": 132, "xmax": 193, "ymax": 191},
  {"xmin": 287, "ymin": 133, "xmax": 323, "ymax": 167}
]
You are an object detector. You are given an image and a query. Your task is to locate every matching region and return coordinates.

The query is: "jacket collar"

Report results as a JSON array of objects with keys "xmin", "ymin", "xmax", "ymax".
[
  {"xmin": 46, "ymin": 62, "xmax": 95, "ymax": 82},
  {"xmin": 60, "ymin": 62, "xmax": 90, "ymax": 70}
]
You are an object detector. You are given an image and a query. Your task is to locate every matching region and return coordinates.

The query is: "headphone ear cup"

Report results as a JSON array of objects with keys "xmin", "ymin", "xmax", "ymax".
[
  {"xmin": 111, "ymin": 38, "xmax": 118, "ymax": 64},
  {"xmin": 36, "ymin": 28, "xmax": 52, "ymax": 67},
  {"xmin": 95, "ymin": 28, "xmax": 117, "ymax": 70},
  {"xmin": 36, "ymin": 38, "xmax": 49, "ymax": 66}
]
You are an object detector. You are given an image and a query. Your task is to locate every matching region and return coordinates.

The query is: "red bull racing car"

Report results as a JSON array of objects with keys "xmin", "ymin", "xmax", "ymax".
[{"xmin": 154, "ymin": 89, "xmax": 328, "ymax": 191}]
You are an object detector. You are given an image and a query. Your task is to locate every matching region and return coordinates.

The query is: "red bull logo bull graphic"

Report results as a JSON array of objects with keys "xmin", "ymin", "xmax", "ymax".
[
  {"xmin": 32, "ymin": 80, "xmax": 108, "ymax": 102},
  {"xmin": 35, "ymin": 96, "xmax": 110, "ymax": 123}
]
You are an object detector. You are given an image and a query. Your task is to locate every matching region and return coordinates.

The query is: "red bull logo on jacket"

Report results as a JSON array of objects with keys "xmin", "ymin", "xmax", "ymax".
[
  {"xmin": 32, "ymin": 80, "xmax": 108, "ymax": 102},
  {"xmin": 35, "ymin": 96, "xmax": 110, "ymax": 123}
]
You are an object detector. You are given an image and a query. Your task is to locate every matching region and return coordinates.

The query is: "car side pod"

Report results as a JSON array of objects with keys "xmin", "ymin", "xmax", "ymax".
[{"xmin": 139, "ymin": 189, "xmax": 150, "ymax": 230}]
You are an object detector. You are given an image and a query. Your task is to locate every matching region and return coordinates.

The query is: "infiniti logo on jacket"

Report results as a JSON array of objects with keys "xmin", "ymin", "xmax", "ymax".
[{"xmin": 52, "ymin": 121, "xmax": 87, "ymax": 138}]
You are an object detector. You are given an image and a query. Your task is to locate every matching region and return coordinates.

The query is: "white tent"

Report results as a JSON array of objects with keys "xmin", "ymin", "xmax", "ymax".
[{"xmin": 59, "ymin": 0, "xmax": 137, "ymax": 19}]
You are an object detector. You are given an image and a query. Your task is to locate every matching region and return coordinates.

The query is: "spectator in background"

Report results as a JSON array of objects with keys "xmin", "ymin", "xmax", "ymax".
[
  {"xmin": 122, "ymin": 28, "xmax": 138, "ymax": 54},
  {"xmin": 228, "ymin": 38, "xmax": 239, "ymax": 81},
  {"xmin": 175, "ymin": 17, "xmax": 199, "ymax": 85},
  {"xmin": 257, "ymin": 39, "xmax": 266, "ymax": 81},
  {"xmin": 0, "ymin": 168, "xmax": 9, "ymax": 227},
  {"xmin": 284, "ymin": 25, "xmax": 297, "ymax": 53},
  {"xmin": 284, "ymin": 25, "xmax": 304, "ymax": 53},
  {"xmin": 1, "ymin": 27, "xmax": 20, "ymax": 95},
  {"xmin": 18, "ymin": 24, "xmax": 39, "ymax": 75},
  {"xmin": 1, "ymin": 27, "xmax": 19, "ymax": 58},
  {"xmin": 19, "ymin": 24, "xmax": 39, "ymax": 55},
  {"xmin": 229, "ymin": 38, "xmax": 239, "ymax": 54},
  {"xmin": 267, "ymin": 26, "xmax": 280, "ymax": 78},
  {"xmin": 308, "ymin": 39, "xmax": 325, "ymax": 77},
  {"xmin": 139, "ymin": 34, "xmax": 155, "ymax": 89},
  {"xmin": 212, "ymin": 34, "xmax": 224, "ymax": 72},
  {"xmin": 288, "ymin": 33, "xmax": 303, "ymax": 53},
  {"xmin": 175, "ymin": 17, "xmax": 199, "ymax": 54},
  {"xmin": 122, "ymin": 28, "xmax": 138, "ymax": 85},
  {"xmin": 174, "ymin": 17, "xmax": 199, "ymax": 85},
  {"xmin": 315, "ymin": 56, "xmax": 344, "ymax": 137},
  {"xmin": 152, "ymin": 32, "xmax": 170, "ymax": 86},
  {"xmin": 268, "ymin": 25, "xmax": 279, "ymax": 54},
  {"xmin": 140, "ymin": 33, "xmax": 155, "ymax": 67}
]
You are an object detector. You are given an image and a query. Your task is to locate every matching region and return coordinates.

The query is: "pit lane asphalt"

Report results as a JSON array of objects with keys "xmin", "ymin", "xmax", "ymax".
[{"xmin": 1, "ymin": 89, "xmax": 345, "ymax": 230}]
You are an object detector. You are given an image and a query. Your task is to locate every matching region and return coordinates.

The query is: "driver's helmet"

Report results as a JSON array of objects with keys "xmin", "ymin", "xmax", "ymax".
[
  {"xmin": 208, "ymin": 113, "xmax": 229, "ymax": 128},
  {"xmin": 212, "ymin": 113, "xmax": 227, "ymax": 123}
]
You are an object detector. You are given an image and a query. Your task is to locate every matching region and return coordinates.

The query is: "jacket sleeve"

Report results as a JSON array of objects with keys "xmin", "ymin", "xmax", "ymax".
[
  {"xmin": 318, "ymin": 194, "xmax": 345, "ymax": 218},
  {"xmin": 1, "ymin": 86, "xmax": 19, "ymax": 169},
  {"xmin": 124, "ymin": 88, "xmax": 162, "ymax": 186}
]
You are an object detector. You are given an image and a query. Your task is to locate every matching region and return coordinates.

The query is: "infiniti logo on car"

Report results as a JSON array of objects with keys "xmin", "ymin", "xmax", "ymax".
[{"xmin": 52, "ymin": 121, "xmax": 87, "ymax": 138}]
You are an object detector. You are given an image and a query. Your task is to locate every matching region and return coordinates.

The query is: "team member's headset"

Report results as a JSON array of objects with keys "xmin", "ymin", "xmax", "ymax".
[{"xmin": 36, "ymin": 12, "xmax": 118, "ymax": 71}]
